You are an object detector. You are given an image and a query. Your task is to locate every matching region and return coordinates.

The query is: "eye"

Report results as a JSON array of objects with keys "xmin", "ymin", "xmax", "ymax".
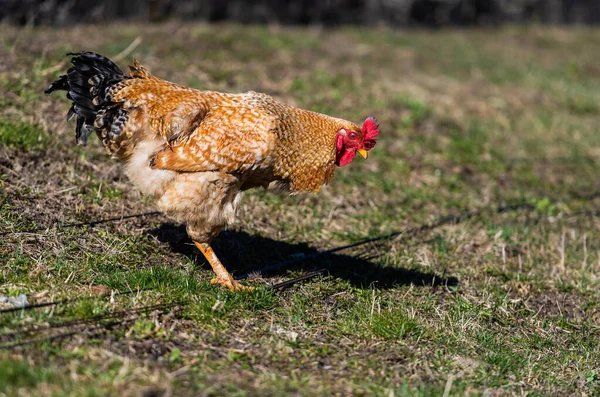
[{"xmin": 348, "ymin": 131, "xmax": 358, "ymax": 140}]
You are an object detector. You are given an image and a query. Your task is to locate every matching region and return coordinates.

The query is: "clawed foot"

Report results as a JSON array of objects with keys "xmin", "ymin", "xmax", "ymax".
[
  {"xmin": 210, "ymin": 276, "xmax": 254, "ymax": 291},
  {"xmin": 193, "ymin": 241, "xmax": 253, "ymax": 292}
]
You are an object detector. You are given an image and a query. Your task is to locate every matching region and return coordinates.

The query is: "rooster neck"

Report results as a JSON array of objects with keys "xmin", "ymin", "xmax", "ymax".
[{"xmin": 269, "ymin": 106, "xmax": 351, "ymax": 193}]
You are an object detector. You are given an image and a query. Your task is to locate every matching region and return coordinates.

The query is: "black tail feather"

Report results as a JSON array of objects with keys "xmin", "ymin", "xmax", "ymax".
[
  {"xmin": 44, "ymin": 74, "xmax": 68, "ymax": 94},
  {"xmin": 45, "ymin": 51, "xmax": 126, "ymax": 145}
]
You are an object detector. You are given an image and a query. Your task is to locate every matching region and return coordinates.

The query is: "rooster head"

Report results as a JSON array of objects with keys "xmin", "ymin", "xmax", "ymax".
[{"xmin": 335, "ymin": 116, "xmax": 380, "ymax": 167}]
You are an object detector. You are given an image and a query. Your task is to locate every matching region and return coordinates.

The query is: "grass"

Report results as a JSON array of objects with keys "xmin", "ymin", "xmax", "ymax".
[
  {"xmin": 0, "ymin": 119, "xmax": 51, "ymax": 149},
  {"xmin": 1, "ymin": 23, "xmax": 600, "ymax": 396}
]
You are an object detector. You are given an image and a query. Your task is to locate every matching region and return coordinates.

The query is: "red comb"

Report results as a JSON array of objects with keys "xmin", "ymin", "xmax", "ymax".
[{"xmin": 362, "ymin": 116, "xmax": 380, "ymax": 150}]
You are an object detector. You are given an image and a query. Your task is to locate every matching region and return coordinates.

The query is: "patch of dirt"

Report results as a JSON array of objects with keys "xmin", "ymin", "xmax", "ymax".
[{"xmin": 520, "ymin": 290, "xmax": 591, "ymax": 322}]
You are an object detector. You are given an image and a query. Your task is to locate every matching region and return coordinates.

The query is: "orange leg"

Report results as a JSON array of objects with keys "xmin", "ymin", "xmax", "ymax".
[{"xmin": 194, "ymin": 241, "xmax": 252, "ymax": 291}]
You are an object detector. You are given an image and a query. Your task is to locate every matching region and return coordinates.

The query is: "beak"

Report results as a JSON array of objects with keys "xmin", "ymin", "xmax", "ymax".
[{"xmin": 357, "ymin": 149, "xmax": 368, "ymax": 159}]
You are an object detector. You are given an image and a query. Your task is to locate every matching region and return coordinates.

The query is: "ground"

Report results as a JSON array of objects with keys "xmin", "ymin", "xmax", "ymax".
[{"xmin": 1, "ymin": 23, "xmax": 599, "ymax": 396}]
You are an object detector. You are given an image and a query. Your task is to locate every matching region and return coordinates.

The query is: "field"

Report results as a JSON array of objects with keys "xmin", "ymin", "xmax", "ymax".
[{"xmin": 1, "ymin": 23, "xmax": 600, "ymax": 396}]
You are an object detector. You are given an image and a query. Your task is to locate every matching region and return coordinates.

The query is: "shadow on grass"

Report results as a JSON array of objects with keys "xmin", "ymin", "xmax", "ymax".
[{"xmin": 146, "ymin": 224, "xmax": 458, "ymax": 290}]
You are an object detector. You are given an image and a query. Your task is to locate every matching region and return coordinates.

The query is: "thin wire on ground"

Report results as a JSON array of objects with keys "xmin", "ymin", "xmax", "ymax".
[
  {"xmin": 0, "ymin": 301, "xmax": 185, "ymax": 350},
  {"xmin": 0, "ymin": 287, "xmax": 155, "ymax": 315},
  {"xmin": 0, "ymin": 211, "xmax": 162, "ymax": 236}
]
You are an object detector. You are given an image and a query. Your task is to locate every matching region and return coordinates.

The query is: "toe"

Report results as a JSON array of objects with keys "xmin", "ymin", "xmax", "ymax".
[
  {"xmin": 210, "ymin": 277, "xmax": 252, "ymax": 291},
  {"xmin": 233, "ymin": 282, "xmax": 254, "ymax": 292}
]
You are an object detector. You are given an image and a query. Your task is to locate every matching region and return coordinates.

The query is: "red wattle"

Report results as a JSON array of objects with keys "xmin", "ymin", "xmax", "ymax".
[{"xmin": 335, "ymin": 133, "xmax": 357, "ymax": 166}]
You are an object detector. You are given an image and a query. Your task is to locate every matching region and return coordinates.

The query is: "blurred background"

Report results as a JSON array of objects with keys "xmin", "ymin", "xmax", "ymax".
[{"xmin": 2, "ymin": 0, "xmax": 600, "ymax": 27}]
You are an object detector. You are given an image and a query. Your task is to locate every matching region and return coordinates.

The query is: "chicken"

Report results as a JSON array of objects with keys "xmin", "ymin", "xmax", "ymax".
[{"xmin": 45, "ymin": 52, "xmax": 380, "ymax": 291}]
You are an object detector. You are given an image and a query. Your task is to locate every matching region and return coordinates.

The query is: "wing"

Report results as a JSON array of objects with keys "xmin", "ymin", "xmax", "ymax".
[
  {"xmin": 149, "ymin": 105, "xmax": 278, "ymax": 173},
  {"xmin": 108, "ymin": 62, "xmax": 215, "ymax": 144}
]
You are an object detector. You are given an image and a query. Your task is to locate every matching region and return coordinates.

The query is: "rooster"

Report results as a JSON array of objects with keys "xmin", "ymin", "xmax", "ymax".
[{"xmin": 45, "ymin": 52, "xmax": 379, "ymax": 291}]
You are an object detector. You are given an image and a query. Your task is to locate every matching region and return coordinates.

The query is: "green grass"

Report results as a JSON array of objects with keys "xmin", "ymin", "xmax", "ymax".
[
  {"xmin": 1, "ymin": 23, "xmax": 600, "ymax": 396},
  {"xmin": 0, "ymin": 119, "xmax": 51, "ymax": 149}
]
